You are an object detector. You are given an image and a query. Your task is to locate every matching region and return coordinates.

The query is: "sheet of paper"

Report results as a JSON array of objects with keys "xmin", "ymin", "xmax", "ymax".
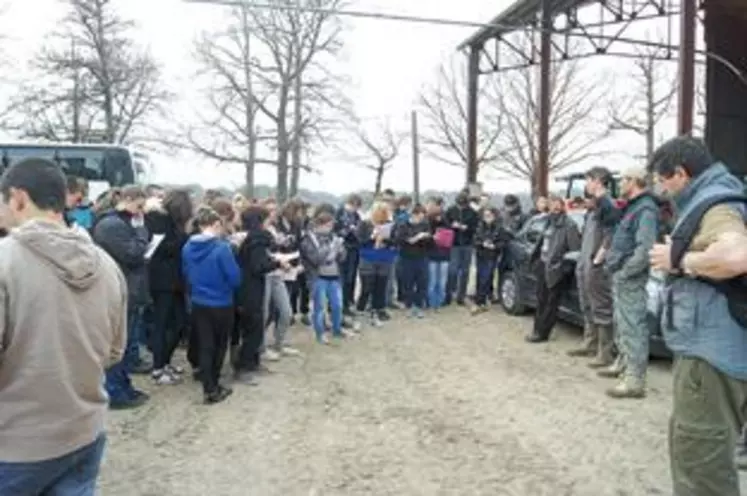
[
  {"xmin": 273, "ymin": 251, "xmax": 300, "ymax": 263},
  {"xmin": 145, "ymin": 234, "xmax": 165, "ymax": 260}
]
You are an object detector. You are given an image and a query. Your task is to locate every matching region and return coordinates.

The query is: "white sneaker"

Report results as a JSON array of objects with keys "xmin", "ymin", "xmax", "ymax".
[
  {"xmin": 152, "ymin": 369, "xmax": 182, "ymax": 385},
  {"xmin": 281, "ymin": 346, "xmax": 303, "ymax": 357},
  {"xmin": 165, "ymin": 364, "xmax": 184, "ymax": 376},
  {"xmin": 263, "ymin": 349, "xmax": 281, "ymax": 362},
  {"xmin": 370, "ymin": 315, "xmax": 383, "ymax": 328}
]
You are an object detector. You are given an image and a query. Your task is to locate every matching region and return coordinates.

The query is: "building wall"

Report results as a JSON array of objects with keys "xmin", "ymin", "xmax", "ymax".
[{"xmin": 705, "ymin": 0, "xmax": 747, "ymax": 176}]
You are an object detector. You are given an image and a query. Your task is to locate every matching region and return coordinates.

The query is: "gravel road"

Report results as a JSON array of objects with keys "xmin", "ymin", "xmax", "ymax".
[{"xmin": 98, "ymin": 306, "xmax": 739, "ymax": 496}]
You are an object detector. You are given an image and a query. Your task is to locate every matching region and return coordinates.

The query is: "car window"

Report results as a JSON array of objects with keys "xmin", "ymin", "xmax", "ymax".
[{"xmin": 519, "ymin": 215, "xmax": 548, "ymax": 245}]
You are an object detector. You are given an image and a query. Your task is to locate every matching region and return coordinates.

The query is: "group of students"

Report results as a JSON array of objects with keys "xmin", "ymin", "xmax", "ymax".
[{"xmin": 68, "ymin": 180, "xmax": 534, "ymax": 408}]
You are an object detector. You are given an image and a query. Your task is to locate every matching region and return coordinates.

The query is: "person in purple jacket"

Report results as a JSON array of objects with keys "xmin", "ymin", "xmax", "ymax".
[{"xmin": 182, "ymin": 207, "xmax": 242, "ymax": 405}]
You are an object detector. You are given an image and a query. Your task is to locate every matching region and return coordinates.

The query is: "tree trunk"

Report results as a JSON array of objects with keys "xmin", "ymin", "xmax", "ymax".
[
  {"xmin": 374, "ymin": 163, "xmax": 384, "ymax": 196},
  {"xmin": 290, "ymin": 72, "xmax": 303, "ymax": 198},
  {"xmin": 244, "ymin": 161, "xmax": 255, "ymax": 198},
  {"xmin": 95, "ymin": 3, "xmax": 115, "ymax": 143},
  {"xmin": 645, "ymin": 61, "xmax": 655, "ymax": 162},
  {"xmin": 241, "ymin": 6, "xmax": 256, "ymax": 198},
  {"xmin": 276, "ymin": 90, "xmax": 290, "ymax": 203}
]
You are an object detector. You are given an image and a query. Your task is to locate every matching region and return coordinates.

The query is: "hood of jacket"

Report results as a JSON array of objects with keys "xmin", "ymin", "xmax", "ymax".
[
  {"xmin": 674, "ymin": 162, "xmax": 744, "ymax": 211},
  {"xmin": 183, "ymin": 234, "xmax": 224, "ymax": 264},
  {"xmin": 11, "ymin": 219, "xmax": 102, "ymax": 290}
]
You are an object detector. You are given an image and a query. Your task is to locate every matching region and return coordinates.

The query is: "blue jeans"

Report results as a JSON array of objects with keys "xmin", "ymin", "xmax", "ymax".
[
  {"xmin": 399, "ymin": 257, "xmax": 428, "ymax": 309},
  {"xmin": 428, "ymin": 260, "xmax": 449, "ymax": 308},
  {"xmin": 446, "ymin": 246, "xmax": 473, "ymax": 304},
  {"xmin": 311, "ymin": 277, "xmax": 342, "ymax": 340},
  {"xmin": 475, "ymin": 257, "xmax": 497, "ymax": 306},
  {"xmin": 105, "ymin": 305, "xmax": 142, "ymax": 404},
  {"xmin": 386, "ymin": 256, "xmax": 398, "ymax": 306},
  {"xmin": 0, "ymin": 434, "xmax": 106, "ymax": 496}
]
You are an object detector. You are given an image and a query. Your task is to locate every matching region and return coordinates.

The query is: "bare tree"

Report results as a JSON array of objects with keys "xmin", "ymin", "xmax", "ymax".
[
  {"xmin": 609, "ymin": 45, "xmax": 678, "ymax": 161},
  {"xmin": 419, "ymin": 58, "xmax": 502, "ymax": 172},
  {"xmin": 187, "ymin": 5, "xmax": 275, "ymax": 197},
  {"xmin": 186, "ymin": 1, "xmax": 346, "ymax": 200},
  {"xmin": 490, "ymin": 56, "xmax": 608, "ymax": 194},
  {"xmin": 246, "ymin": 0, "xmax": 345, "ymax": 202},
  {"xmin": 8, "ymin": 0, "xmax": 168, "ymax": 143},
  {"xmin": 351, "ymin": 118, "xmax": 405, "ymax": 195}
]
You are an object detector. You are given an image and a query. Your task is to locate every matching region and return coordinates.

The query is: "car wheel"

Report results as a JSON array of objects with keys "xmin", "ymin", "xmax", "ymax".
[{"xmin": 500, "ymin": 271, "xmax": 526, "ymax": 315}]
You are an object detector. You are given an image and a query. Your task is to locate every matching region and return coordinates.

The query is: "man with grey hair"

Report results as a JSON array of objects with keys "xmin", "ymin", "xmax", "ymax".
[
  {"xmin": 603, "ymin": 166, "xmax": 658, "ymax": 398},
  {"xmin": 567, "ymin": 166, "xmax": 617, "ymax": 367}
]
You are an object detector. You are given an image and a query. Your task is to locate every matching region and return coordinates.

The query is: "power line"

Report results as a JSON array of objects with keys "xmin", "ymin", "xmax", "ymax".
[
  {"xmin": 182, "ymin": 0, "xmax": 681, "ymax": 52},
  {"xmin": 183, "ymin": 0, "xmax": 747, "ymax": 85}
]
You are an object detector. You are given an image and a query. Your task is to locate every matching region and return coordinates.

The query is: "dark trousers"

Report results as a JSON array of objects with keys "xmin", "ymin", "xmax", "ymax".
[
  {"xmin": 191, "ymin": 304, "xmax": 233, "ymax": 394},
  {"xmin": 340, "ymin": 248, "xmax": 360, "ymax": 310},
  {"xmin": 446, "ymin": 246, "xmax": 473, "ymax": 304},
  {"xmin": 357, "ymin": 273, "xmax": 388, "ymax": 312},
  {"xmin": 151, "ymin": 291, "xmax": 186, "ymax": 370},
  {"xmin": 532, "ymin": 263, "xmax": 565, "ymax": 339},
  {"xmin": 236, "ymin": 286, "xmax": 266, "ymax": 372},
  {"xmin": 475, "ymin": 257, "xmax": 497, "ymax": 306},
  {"xmin": 399, "ymin": 256, "xmax": 428, "ymax": 309},
  {"xmin": 395, "ymin": 257, "xmax": 406, "ymax": 303},
  {"xmin": 291, "ymin": 273, "xmax": 310, "ymax": 315}
]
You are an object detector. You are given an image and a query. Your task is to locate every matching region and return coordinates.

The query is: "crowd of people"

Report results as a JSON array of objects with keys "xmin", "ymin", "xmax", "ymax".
[{"xmin": 1, "ymin": 134, "xmax": 747, "ymax": 496}]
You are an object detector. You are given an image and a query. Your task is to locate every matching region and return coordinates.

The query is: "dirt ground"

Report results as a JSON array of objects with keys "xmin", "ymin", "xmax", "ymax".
[{"xmin": 97, "ymin": 307, "xmax": 742, "ymax": 496}]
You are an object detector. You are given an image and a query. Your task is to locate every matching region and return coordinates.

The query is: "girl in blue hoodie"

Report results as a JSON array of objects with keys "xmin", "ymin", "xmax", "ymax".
[{"xmin": 182, "ymin": 207, "xmax": 242, "ymax": 405}]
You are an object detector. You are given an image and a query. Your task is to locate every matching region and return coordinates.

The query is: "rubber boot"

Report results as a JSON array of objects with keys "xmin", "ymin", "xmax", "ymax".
[
  {"xmin": 597, "ymin": 354, "xmax": 626, "ymax": 378},
  {"xmin": 587, "ymin": 325, "xmax": 614, "ymax": 368},
  {"xmin": 567, "ymin": 323, "xmax": 598, "ymax": 357},
  {"xmin": 606, "ymin": 373, "xmax": 646, "ymax": 399}
]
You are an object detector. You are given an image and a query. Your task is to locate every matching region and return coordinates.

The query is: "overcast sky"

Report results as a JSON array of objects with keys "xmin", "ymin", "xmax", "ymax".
[{"xmin": 0, "ymin": 0, "xmax": 697, "ymax": 195}]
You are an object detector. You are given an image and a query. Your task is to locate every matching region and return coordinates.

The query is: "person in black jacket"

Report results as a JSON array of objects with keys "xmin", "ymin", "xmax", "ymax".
[
  {"xmin": 144, "ymin": 188, "xmax": 193, "ymax": 386},
  {"xmin": 471, "ymin": 207, "xmax": 509, "ymax": 314},
  {"xmin": 444, "ymin": 191, "xmax": 479, "ymax": 305},
  {"xmin": 92, "ymin": 185, "xmax": 151, "ymax": 409},
  {"xmin": 395, "ymin": 204, "xmax": 431, "ymax": 318},
  {"xmin": 335, "ymin": 194, "xmax": 363, "ymax": 316},
  {"xmin": 234, "ymin": 205, "xmax": 288, "ymax": 384}
]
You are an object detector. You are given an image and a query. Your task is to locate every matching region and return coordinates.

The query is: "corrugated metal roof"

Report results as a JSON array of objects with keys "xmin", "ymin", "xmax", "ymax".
[{"xmin": 458, "ymin": 0, "xmax": 595, "ymax": 49}]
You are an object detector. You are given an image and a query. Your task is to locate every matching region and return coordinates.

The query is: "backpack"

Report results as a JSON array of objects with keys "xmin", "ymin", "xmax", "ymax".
[{"xmin": 669, "ymin": 192, "xmax": 747, "ymax": 328}]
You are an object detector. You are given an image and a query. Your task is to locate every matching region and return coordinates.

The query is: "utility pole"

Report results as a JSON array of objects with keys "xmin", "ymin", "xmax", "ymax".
[{"xmin": 411, "ymin": 110, "xmax": 420, "ymax": 204}]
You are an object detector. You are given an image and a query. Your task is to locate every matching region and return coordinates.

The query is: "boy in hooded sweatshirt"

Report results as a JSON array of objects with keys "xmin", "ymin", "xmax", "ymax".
[
  {"xmin": 182, "ymin": 207, "xmax": 242, "ymax": 404},
  {"xmin": 300, "ymin": 211, "xmax": 346, "ymax": 344}
]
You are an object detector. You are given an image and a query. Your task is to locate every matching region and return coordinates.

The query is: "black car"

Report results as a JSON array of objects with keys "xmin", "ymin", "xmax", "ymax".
[{"xmin": 498, "ymin": 212, "xmax": 671, "ymax": 359}]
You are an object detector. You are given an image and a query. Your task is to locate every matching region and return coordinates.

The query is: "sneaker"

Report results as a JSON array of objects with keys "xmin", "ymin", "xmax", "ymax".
[
  {"xmin": 301, "ymin": 314, "xmax": 312, "ymax": 326},
  {"xmin": 317, "ymin": 334, "xmax": 331, "ymax": 345},
  {"xmin": 152, "ymin": 369, "xmax": 182, "ymax": 385},
  {"xmin": 343, "ymin": 307, "xmax": 356, "ymax": 317},
  {"xmin": 263, "ymin": 349, "xmax": 281, "ymax": 362},
  {"xmin": 281, "ymin": 346, "xmax": 303, "ymax": 357},
  {"xmin": 414, "ymin": 308, "xmax": 425, "ymax": 319},
  {"xmin": 234, "ymin": 371, "xmax": 259, "ymax": 386},
  {"xmin": 110, "ymin": 393, "xmax": 149, "ymax": 411},
  {"xmin": 370, "ymin": 314, "xmax": 383, "ymax": 328},
  {"xmin": 165, "ymin": 364, "xmax": 184, "ymax": 376},
  {"xmin": 204, "ymin": 386, "xmax": 232, "ymax": 405},
  {"xmin": 378, "ymin": 310, "xmax": 391, "ymax": 321}
]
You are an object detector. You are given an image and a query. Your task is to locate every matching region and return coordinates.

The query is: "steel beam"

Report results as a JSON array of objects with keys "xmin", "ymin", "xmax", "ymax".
[
  {"xmin": 466, "ymin": 45, "xmax": 480, "ymax": 185},
  {"xmin": 678, "ymin": 0, "xmax": 697, "ymax": 135},
  {"xmin": 537, "ymin": 0, "xmax": 551, "ymax": 198}
]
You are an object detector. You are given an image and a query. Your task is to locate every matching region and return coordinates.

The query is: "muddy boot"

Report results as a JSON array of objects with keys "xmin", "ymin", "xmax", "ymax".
[
  {"xmin": 597, "ymin": 354, "xmax": 625, "ymax": 378},
  {"xmin": 567, "ymin": 324, "xmax": 598, "ymax": 357},
  {"xmin": 587, "ymin": 325, "xmax": 614, "ymax": 368},
  {"xmin": 605, "ymin": 374, "xmax": 646, "ymax": 399}
]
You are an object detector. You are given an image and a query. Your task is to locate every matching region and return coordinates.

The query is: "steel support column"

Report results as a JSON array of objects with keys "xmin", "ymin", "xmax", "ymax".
[
  {"xmin": 677, "ymin": 0, "xmax": 697, "ymax": 135},
  {"xmin": 466, "ymin": 45, "xmax": 480, "ymax": 185},
  {"xmin": 536, "ymin": 0, "xmax": 552, "ymax": 197}
]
